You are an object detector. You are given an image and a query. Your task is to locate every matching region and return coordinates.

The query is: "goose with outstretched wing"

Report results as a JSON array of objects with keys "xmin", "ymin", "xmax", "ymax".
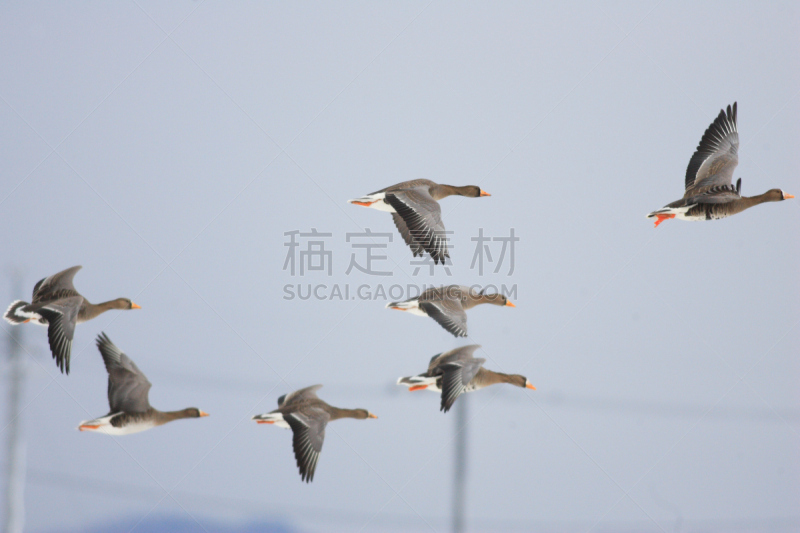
[
  {"xmin": 252, "ymin": 385, "xmax": 377, "ymax": 482},
  {"xmin": 349, "ymin": 179, "xmax": 490, "ymax": 264},
  {"xmin": 386, "ymin": 285, "xmax": 514, "ymax": 338},
  {"xmin": 648, "ymin": 102, "xmax": 793, "ymax": 227},
  {"xmin": 4, "ymin": 266, "xmax": 141, "ymax": 374},
  {"xmin": 397, "ymin": 345, "xmax": 535, "ymax": 412},
  {"xmin": 78, "ymin": 333, "xmax": 208, "ymax": 435}
]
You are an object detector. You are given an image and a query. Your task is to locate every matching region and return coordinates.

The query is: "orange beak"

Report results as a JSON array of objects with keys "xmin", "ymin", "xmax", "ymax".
[
  {"xmin": 79, "ymin": 425, "xmax": 100, "ymax": 431},
  {"xmin": 131, "ymin": 303, "xmax": 141, "ymax": 309},
  {"xmin": 199, "ymin": 411, "xmax": 210, "ymax": 417},
  {"xmin": 526, "ymin": 382, "xmax": 536, "ymax": 390},
  {"xmin": 785, "ymin": 193, "xmax": 795, "ymax": 199},
  {"xmin": 480, "ymin": 190, "xmax": 491, "ymax": 197},
  {"xmin": 408, "ymin": 385, "xmax": 428, "ymax": 392},
  {"xmin": 368, "ymin": 413, "xmax": 378, "ymax": 419},
  {"xmin": 256, "ymin": 420, "xmax": 274, "ymax": 424},
  {"xmin": 505, "ymin": 300, "xmax": 516, "ymax": 307}
]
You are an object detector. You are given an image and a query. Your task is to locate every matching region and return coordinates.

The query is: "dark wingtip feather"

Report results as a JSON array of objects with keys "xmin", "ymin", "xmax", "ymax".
[
  {"xmin": 449, "ymin": 327, "xmax": 468, "ymax": 338},
  {"xmin": 95, "ymin": 332, "xmax": 120, "ymax": 363},
  {"xmin": 96, "ymin": 331, "xmax": 112, "ymax": 349},
  {"xmin": 297, "ymin": 457, "xmax": 316, "ymax": 483},
  {"xmin": 440, "ymin": 395, "xmax": 450, "ymax": 412},
  {"xmin": 39, "ymin": 309, "xmax": 71, "ymax": 375},
  {"xmin": 386, "ymin": 193, "xmax": 449, "ymax": 265},
  {"xmin": 440, "ymin": 394, "xmax": 457, "ymax": 413},
  {"xmin": 684, "ymin": 103, "xmax": 739, "ymax": 190},
  {"xmin": 55, "ymin": 346, "xmax": 67, "ymax": 374}
]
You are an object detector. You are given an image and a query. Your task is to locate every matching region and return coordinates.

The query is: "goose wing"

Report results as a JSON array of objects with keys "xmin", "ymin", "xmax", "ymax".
[
  {"xmin": 384, "ymin": 188, "xmax": 449, "ymax": 264},
  {"xmin": 684, "ymin": 183, "xmax": 742, "ymax": 205},
  {"xmin": 439, "ymin": 357, "xmax": 486, "ymax": 412},
  {"xmin": 419, "ymin": 298, "xmax": 468, "ymax": 337},
  {"xmin": 285, "ymin": 407, "xmax": 329, "ymax": 483},
  {"xmin": 391, "ymin": 213, "xmax": 425, "ymax": 257},
  {"xmin": 36, "ymin": 296, "xmax": 82, "ymax": 374},
  {"xmin": 429, "ymin": 345, "xmax": 482, "ymax": 373},
  {"xmin": 278, "ymin": 384, "xmax": 323, "ymax": 408},
  {"xmin": 371, "ymin": 179, "xmax": 436, "ymax": 194},
  {"xmin": 32, "ymin": 265, "xmax": 82, "ymax": 303},
  {"xmin": 96, "ymin": 332, "xmax": 152, "ymax": 413},
  {"xmin": 684, "ymin": 103, "xmax": 739, "ymax": 197}
]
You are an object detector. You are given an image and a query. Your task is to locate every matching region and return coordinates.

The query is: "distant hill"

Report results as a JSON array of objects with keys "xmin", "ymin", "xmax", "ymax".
[{"xmin": 54, "ymin": 515, "xmax": 297, "ymax": 533}]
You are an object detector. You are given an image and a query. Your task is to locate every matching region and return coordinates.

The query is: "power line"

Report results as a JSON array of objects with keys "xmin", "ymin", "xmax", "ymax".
[
  {"xmin": 23, "ymin": 466, "xmax": 434, "ymax": 529},
  {"xmin": 12, "ymin": 358, "xmax": 800, "ymax": 425},
  {"xmin": 537, "ymin": 390, "xmax": 800, "ymax": 423},
  {"xmin": 148, "ymin": 370, "xmax": 800, "ymax": 423}
]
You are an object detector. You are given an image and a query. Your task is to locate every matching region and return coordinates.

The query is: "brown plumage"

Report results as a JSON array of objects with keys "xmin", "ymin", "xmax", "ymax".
[
  {"xmin": 647, "ymin": 102, "xmax": 793, "ymax": 226},
  {"xmin": 386, "ymin": 285, "xmax": 514, "ymax": 337},
  {"xmin": 349, "ymin": 179, "xmax": 491, "ymax": 264},
  {"xmin": 252, "ymin": 385, "xmax": 377, "ymax": 482},
  {"xmin": 3, "ymin": 266, "xmax": 140, "ymax": 374},
  {"xmin": 397, "ymin": 345, "xmax": 536, "ymax": 412},
  {"xmin": 78, "ymin": 333, "xmax": 208, "ymax": 435},
  {"xmin": 671, "ymin": 188, "xmax": 789, "ymax": 221}
]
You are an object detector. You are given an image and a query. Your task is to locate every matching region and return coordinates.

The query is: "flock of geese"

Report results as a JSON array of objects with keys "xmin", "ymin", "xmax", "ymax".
[{"xmin": 4, "ymin": 103, "xmax": 793, "ymax": 482}]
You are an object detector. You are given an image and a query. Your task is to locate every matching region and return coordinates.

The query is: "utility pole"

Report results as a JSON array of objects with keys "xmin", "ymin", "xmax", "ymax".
[
  {"xmin": 4, "ymin": 273, "xmax": 26, "ymax": 533},
  {"xmin": 451, "ymin": 394, "xmax": 467, "ymax": 533}
]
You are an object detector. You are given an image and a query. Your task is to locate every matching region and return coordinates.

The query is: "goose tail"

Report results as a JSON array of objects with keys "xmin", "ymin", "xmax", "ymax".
[
  {"xmin": 252, "ymin": 412, "xmax": 289, "ymax": 428},
  {"xmin": 4, "ymin": 300, "xmax": 31, "ymax": 325},
  {"xmin": 397, "ymin": 375, "xmax": 437, "ymax": 391}
]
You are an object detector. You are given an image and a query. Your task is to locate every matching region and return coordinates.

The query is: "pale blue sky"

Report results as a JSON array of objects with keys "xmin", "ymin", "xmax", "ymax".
[{"xmin": 1, "ymin": 1, "xmax": 799, "ymax": 532}]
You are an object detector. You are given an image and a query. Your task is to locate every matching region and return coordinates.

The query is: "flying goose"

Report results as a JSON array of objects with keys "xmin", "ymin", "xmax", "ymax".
[
  {"xmin": 648, "ymin": 102, "xmax": 793, "ymax": 227},
  {"xmin": 349, "ymin": 179, "xmax": 490, "ymax": 264},
  {"xmin": 386, "ymin": 285, "xmax": 514, "ymax": 337},
  {"xmin": 3, "ymin": 266, "xmax": 140, "ymax": 374},
  {"xmin": 397, "ymin": 345, "xmax": 535, "ymax": 412},
  {"xmin": 252, "ymin": 385, "xmax": 377, "ymax": 483},
  {"xmin": 78, "ymin": 333, "xmax": 208, "ymax": 435}
]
